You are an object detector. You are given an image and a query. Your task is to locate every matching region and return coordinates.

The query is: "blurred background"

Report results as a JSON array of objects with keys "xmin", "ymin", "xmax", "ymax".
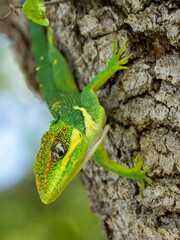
[{"xmin": 0, "ymin": 33, "xmax": 105, "ymax": 240}]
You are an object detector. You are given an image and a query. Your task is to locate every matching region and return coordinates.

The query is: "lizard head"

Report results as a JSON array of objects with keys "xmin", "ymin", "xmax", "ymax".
[{"xmin": 34, "ymin": 121, "xmax": 88, "ymax": 204}]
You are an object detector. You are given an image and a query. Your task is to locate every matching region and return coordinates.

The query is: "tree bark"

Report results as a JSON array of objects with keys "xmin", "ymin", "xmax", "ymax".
[{"xmin": 1, "ymin": 0, "xmax": 179, "ymax": 239}]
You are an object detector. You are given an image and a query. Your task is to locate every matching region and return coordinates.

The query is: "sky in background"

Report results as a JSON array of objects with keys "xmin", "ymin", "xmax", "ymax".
[
  {"xmin": 0, "ymin": 32, "xmax": 106, "ymax": 240},
  {"xmin": 0, "ymin": 33, "xmax": 52, "ymax": 191}
]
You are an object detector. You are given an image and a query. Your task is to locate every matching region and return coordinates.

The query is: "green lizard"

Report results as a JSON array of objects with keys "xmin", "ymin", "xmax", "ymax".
[{"xmin": 29, "ymin": 22, "xmax": 152, "ymax": 204}]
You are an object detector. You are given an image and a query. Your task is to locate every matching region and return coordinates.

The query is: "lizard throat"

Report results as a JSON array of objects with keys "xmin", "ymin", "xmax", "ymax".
[{"xmin": 84, "ymin": 124, "xmax": 109, "ymax": 162}]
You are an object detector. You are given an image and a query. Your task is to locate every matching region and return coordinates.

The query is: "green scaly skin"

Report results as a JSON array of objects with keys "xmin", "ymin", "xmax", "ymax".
[{"xmin": 29, "ymin": 22, "xmax": 152, "ymax": 204}]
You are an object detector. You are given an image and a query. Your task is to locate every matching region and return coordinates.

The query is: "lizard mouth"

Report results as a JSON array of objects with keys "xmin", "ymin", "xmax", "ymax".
[{"xmin": 84, "ymin": 124, "xmax": 109, "ymax": 162}]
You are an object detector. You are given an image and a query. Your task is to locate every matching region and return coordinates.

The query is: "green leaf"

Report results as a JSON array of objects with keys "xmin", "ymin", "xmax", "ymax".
[{"xmin": 22, "ymin": 0, "xmax": 49, "ymax": 26}]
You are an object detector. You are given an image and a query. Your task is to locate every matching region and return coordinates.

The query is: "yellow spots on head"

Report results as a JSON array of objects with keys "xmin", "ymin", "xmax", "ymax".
[
  {"xmin": 36, "ymin": 66, "xmax": 40, "ymax": 71},
  {"xmin": 53, "ymin": 59, "xmax": 58, "ymax": 65}
]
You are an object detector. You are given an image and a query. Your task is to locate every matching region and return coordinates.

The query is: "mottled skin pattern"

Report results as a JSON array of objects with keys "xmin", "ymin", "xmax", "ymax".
[{"xmin": 29, "ymin": 22, "xmax": 152, "ymax": 204}]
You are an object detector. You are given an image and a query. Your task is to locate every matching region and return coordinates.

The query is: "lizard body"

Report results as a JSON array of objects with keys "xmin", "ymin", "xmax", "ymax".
[{"xmin": 29, "ymin": 22, "xmax": 151, "ymax": 204}]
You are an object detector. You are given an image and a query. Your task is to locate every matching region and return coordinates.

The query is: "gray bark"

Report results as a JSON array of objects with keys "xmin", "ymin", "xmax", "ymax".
[
  {"xmin": 47, "ymin": 1, "xmax": 180, "ymax": 239},
  {"xmin": 1, "ymin": 0, "xmax": 179, "ymax": 239}
]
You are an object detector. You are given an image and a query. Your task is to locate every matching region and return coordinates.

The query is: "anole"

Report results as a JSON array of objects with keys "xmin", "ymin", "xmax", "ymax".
[{"xmin": 29, "ymin": 22, "xmax": 152, "ymax": 204}]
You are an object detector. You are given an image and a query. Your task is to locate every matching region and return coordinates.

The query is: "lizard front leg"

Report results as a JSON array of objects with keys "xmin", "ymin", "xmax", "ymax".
[
  {"xmin": 84, "ymin": 38, "xmax": 152, "ymax": 194},
  {"xmin": 84, "ymin": 38, "xmax": 129, "ymax": 92},
  {"xmin": 93, "ymin": 142, "xmax": 152, "ymax": 195}
]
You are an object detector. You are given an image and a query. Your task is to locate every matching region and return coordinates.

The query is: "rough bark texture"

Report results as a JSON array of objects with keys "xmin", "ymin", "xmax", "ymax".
[{"xmin": 1, "ymin": 0, "xmax": 180, "ymax": 239}]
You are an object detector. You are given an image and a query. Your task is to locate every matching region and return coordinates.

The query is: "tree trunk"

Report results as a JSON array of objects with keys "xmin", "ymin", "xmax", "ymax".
[{"xmin": 1, "ymin": 0, "xmax": 179, "ymax": 239}]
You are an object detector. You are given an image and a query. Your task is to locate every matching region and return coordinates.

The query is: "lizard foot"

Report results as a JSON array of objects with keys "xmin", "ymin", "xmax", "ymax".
[
  {"xmin": 107, "ymin": 38, "xmax": 130, "ymax": 71},
  {"xmin": 132, "ymin": 153, "xmax": 152, "ymax": 196}
]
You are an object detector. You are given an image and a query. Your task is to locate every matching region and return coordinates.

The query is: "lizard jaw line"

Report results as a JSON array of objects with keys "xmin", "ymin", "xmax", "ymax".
[{"xmin": 84, "ymin": 124, "xmax": 109, "ymax": 162}]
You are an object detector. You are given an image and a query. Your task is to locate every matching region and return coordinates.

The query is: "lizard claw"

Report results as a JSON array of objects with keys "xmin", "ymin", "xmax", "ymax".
[{"xmin": 108, "ymin": 38, "xmax": 130, "ymax": 71}]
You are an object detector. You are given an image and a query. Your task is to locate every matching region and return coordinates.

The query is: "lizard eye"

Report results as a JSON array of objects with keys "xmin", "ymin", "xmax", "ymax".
[{"xmin": 51, "ymin": 141, "xmax": 67, "ymax": 162}]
